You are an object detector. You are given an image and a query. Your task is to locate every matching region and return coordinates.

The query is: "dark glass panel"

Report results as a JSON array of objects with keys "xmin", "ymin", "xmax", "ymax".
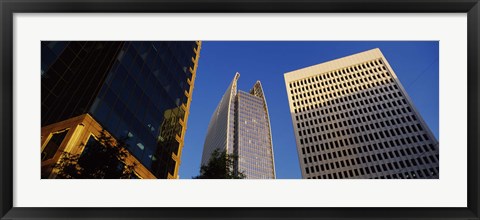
[
  {"xmin": 122, "ymin": 45, "xmax": 136, "ymax": 69},
  {"xmin": 97, "ymin": 84, "xmax": 107, "ymax": 99},
  {"xmin": 59, "ymin": 47, "xmax": 76, "ymax": 67},
  {"xmin": 41, "ymin": 69, "xmax": 60, "ymax": 89},
  {"xmin": 116, "ymin": 118, "xmax": 129, "ymax": 139},
  {"xmin": 109, "ymin": 65, "xmax": 127, "ymax": 91},
  {"xmin": 50, "ymin": 60, "xmax": 69, "ymax": 77},
  {"xmin": 42, "ymin": 41, "xmax": 124, "ymax": 126},
  {"xmin": 51, "ymin": 77, "xmax": 69, "ymax": 95},
  {"xmin": 145, "ymin": 49, "xmax": 156, "ymax": 68},
  {"xmin": 103, "ymin": 88, "xmax": 117, "ymax": 108},
  {"xmin": 92, "ymin": 100, "xmax": 111, "ymax": 126},
  {"xmin": 41, "ymin": 47, "xmax": 57, "ymax": 72},
  {"xmin": 105, "ymin": 110, "xmax": 121, "ymax": 135},
  {"xmin": 112, "ymin": 98, "xmax": 127, "ymax": 117},
  {"xmin": 62, "ymin": 65, "xmax": 79, "ymax": 82},
  {"xmin": 68, "ymin": 41, "xmax": 84, "ymax": 53},
  {"xmin": 117, "ymin": 75, "xmax": 134, "ymax": 102},
  {"xmin": 132, "ymin": 55, "xmax": 144, "ymax": 73},
  {"xmin": 116, "ymin": 48, "xmax": 126, "ymax": 62},
  {"xmin": 142, "ymin": 148, "xmax": 154, "ymax": 168}
]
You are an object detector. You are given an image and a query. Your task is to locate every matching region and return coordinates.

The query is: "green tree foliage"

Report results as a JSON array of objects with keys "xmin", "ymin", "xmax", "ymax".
[
  {"xmin": 194, "ymin": 149, "xmax": 246, "ymax": 179},
  {"xmin": 54, "ymin": 130, "xmax": 136, "ymax": 179}
]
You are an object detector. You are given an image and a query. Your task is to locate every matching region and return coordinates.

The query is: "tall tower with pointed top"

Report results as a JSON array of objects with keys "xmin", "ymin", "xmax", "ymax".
[{"xmin": 201, "ymin": 73, "xmax": 276, "ymax": 179}]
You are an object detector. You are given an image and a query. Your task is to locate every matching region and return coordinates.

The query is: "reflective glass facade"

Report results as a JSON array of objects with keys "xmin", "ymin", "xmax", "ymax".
[
  {"xmin": 41, "ymin": 41, "xmax": 202, "ymax": 179},
  {"xmin": 42, "ymin": 41, "xmax": 124, "ymax": 126},
  {"xmin": 202, "ymin": 73, "xmax": 276, "ymax": 179},
  {"xmin": 201, "ymin": 73, "xmax": 239, "ymax": 163}
]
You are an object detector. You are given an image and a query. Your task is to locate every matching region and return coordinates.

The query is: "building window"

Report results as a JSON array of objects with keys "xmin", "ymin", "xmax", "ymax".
[{"xmin": 42, "ymin": 129, "xmax": 69, "ymax": 161}]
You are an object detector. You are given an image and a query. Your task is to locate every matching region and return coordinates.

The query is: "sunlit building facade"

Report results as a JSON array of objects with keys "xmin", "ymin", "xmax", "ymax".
[
  {"xmin": 41, "ymin": 41, "xmax": 201, "ymax": 179},
  {"xmin": 202, "ymin": 73, "xmax": 276, "ymax": 179},
  {"xmin": 284, "ymin": 48, "xmax": 439, "ymax": 179}
]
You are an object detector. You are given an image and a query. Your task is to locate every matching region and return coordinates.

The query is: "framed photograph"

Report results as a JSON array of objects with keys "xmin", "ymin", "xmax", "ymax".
[{"xmin": 1, "ymin": 0, "xmax": 479, "ymax": 219}]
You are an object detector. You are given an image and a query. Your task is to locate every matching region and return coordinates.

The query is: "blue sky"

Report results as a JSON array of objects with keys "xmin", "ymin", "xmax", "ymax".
[{"xmin": 179, "ymin": 41, "xmax": 439, "ymax": 179}]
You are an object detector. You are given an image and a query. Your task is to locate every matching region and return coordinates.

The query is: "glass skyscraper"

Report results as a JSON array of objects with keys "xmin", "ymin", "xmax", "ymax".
[
  {"xmin": 41, "ymin": 41, "xmax": 201, "ymax": 179},
  {"xmin": 201, "ymin": 73, "xmax": 276, "ymax": 179}
]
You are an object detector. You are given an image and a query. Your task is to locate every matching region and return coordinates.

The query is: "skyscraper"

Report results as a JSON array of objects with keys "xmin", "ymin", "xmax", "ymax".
[
  {"xmin": 201, "ymin": 73, "xmax": 276, "ymax": 179},
  {"xmin": 284, "ymin": 48, "xmax": 439, "ymax": 179},
  {"xmin": 41, "ymin": 41, "xmax": 201, "ymax": 179}
]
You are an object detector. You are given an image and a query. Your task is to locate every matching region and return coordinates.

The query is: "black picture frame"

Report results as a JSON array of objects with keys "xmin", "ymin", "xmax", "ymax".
[{"xmin": 1, "ymin": 0, "xmax": 479, "ymax": 219}]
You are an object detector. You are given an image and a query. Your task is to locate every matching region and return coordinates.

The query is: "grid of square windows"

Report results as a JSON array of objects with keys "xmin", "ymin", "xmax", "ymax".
[
  {"xmin": 236, "ymin": 91, "xmax": 275, "ymax": 179},
  {"xmin": 287, "ymin": 58, "xmax": 439, "ymax": 179}
]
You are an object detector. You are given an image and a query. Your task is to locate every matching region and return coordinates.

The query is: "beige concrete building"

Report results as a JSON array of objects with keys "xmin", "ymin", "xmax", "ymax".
[{"xmin": 284, "ymin": 48, "xmax": 439, "ymax": 179}]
